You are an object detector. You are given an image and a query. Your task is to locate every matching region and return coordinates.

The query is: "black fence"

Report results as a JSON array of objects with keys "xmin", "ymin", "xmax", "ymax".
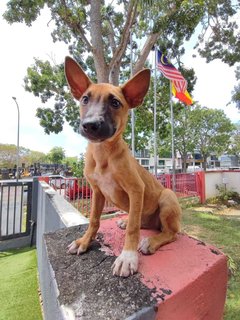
[{"xmin": 0, "ymin": 181, "xmax": 32, "ymax": 241}]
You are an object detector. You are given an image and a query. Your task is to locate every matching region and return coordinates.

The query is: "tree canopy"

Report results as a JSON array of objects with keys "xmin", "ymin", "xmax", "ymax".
[
  {"xmin": 0, "ymin": 143, "xmax": 46, "ymax": 169},
  {"xmin": 232, "ymin": 66, "xmax": 240, "ymax": 109},
  {"xmin": 191, "ymin": 106, "xmax": 235, "ymax": 169},
  {"xmin": 47, "ymin": 146, "xmax": 65, "ymax": 164},
  {"xmin": 229, "ymin": 121, "xmax": 240, "ymax": 156},
  {"xmin": 171, "ymin": 105, "xmax": 235, "ymax": 170},
  {"xmin": 3, "ymin": 0, "xmax": 240, "ymax": 142}
]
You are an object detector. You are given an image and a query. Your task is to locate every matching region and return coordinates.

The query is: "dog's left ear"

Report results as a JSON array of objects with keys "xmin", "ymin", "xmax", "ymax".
[
  {"xmin": 65, "ymin": 56, "xmax": 92, "ymax": 100},
  {"xmin": 122, "ymin": 69, "xmax": 151, "ymax": 108}
]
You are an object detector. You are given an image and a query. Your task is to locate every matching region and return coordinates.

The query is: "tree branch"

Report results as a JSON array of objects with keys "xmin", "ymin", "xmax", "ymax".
[
  {"xmin": 133, "ymin": 1, "xmax": 183, "ymax": 74},
  {"xmin": 133, "ymin": 32, "xmax": 160, "ymax": 74},
  {"xmin": 109, "ymin": 0, "xmax": 138, "ymax": 75},
  {"xmin": 106, "ymin": 17, "xmax": 117, "ymax": 55},
  {"xmin": 57, "ymin": 0, "xmax": 92, "ymax": 52}
]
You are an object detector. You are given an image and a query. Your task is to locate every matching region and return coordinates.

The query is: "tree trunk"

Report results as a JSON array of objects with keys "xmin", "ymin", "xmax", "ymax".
[
  {"xmin": 90, "ymin": 0, "xmax": 109, "ymax": 83},
  {"xmin": 181, "ymin": 153, "xmax": 187, "ymax": 173},
  {"xmin": 109, "ymin": 63, "xmax": 121, "ymax": 86},
  {"xmin": 108, "ymin": 0, "xmax": 138, "ymax": 85},
  {"xmin": 203, "ymin": 156, "xmax": 208, "ymax": 171}
]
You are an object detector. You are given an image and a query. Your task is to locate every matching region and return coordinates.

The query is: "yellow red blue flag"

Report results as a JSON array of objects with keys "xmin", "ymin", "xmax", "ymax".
[{"xmin": 157, "ymin": 50, "xmax": 193, "ymax": 105}]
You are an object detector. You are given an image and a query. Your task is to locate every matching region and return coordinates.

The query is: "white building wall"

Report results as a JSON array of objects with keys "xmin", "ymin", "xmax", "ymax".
[{"xmin": 205, "ymin": 171, "xmax": 240, "ymax": 198}]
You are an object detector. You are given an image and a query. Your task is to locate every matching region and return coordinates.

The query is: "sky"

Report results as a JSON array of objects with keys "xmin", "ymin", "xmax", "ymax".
[{"xmin": 0, "ymin": 2, "xmax": 239, "ymax": 157}]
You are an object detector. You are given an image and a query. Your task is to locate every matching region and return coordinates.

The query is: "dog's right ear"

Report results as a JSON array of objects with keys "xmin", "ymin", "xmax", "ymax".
[
  {"xmin": 65, "ymin": 56, "xmax": 92, "ymax": 100},
  {"xmin": 122, "ymin": 69, "xmax": 151, "ymax": 108}
]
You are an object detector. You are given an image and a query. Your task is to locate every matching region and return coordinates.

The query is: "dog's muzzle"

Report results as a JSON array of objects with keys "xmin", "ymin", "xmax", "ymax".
[{"xmin": 80, "ymin": 119, "xmax": 116, "ymax": 142}]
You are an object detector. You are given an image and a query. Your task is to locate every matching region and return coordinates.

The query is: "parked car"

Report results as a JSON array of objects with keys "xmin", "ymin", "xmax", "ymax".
[
  {"xmin": 65, "ymin": 178, "xmax": 92, "ymax": 200},
  {"xmin": 49, "ymin": 175, "xmax": 66, "ymax": 189}
]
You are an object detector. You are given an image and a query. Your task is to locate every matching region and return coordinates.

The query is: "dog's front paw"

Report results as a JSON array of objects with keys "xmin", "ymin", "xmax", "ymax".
[
  {"xmin": 67, "ymin": 239, "xmax": 88, "ymax": 255},
  {"xmin": 112, "ymin": 250, "xmax": 138, "ymax": 277},
  {"xmin": 116, "ymin": 218, "xmax": 127, "ymax": 230},
  {"xmin": 138, "ymin": 237, "xmax": 153, "ymax": 255}
]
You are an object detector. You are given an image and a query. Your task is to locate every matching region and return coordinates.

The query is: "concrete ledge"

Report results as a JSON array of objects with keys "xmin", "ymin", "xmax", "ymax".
[
  {"xmin": 43, "ymin": 216, "xmax": 228, "ymax": 320},
  {"xmin": 36, "ymin": 181, "xmax": 89, "ymax": 320},
  {"xmin": 38, "ymin": 181, "xmax": 88, "ymax": 231}
]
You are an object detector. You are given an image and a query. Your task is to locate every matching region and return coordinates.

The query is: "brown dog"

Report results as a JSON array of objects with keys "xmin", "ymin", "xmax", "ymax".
[{"xmin": 65, "ymin": 57, "xmax": 181, "ymax": 277}]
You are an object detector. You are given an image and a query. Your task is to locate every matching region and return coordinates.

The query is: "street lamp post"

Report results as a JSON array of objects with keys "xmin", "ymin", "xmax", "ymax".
[{"xmin": 12, "ymin": 97, "xmax": 20, "ymax": 182}]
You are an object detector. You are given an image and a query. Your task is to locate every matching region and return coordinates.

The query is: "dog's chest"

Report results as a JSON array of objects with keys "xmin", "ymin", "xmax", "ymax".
[{"xmin": 90, "ymin": 171, "xmax": 120, "ymax": 201}]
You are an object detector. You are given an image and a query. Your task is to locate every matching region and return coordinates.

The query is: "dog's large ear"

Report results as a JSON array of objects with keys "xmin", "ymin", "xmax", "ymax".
[
  {"xmin": 122, "ymin": 69, "xmax": 151, "ymax": 108},
  {"xmin": 65, "ymin": 56, "xmax": 92, "ymax": 100}
]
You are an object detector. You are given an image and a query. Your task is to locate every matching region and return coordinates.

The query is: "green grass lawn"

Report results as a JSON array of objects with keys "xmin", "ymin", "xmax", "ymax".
[
  {"xmin": 0, "ymin": 247, "xmax": 42, "ymax": 320},
  {"xmin": 182, "ymin": 209, "xmax": 240, "ymax": 320}
]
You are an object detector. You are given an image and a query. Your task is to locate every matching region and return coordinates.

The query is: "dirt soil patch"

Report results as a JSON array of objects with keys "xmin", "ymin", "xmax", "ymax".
[
  {"xmin": 44, "ymin": 225, "xmax": 158, "ymax": 320},
  {"xmin": 193, "ymin": 204, "xmax": 240, "ymax": 220}
]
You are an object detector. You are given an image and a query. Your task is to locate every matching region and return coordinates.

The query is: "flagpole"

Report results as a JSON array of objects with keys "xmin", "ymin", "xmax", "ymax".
[
  {"xmin": 130, "ymin": 30, "xmax": 135, "ymax": 157},
  {"xmin": 154, "ymin": 46, "xmax": 158, "ymax": 177},
  {"xmin": 170, "ymin": 81, "xmax": 176, "ymax": 192},
  {"xmin": 156, "ymin": 50, "xmax": 192, "ymax": 187}
]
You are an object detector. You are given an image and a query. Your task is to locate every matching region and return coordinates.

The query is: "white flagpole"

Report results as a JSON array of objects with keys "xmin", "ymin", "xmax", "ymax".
[
  {"xmin": 170, "ymin": 81, "xmax": 176, "ymax": 192},
  {"xmin": 154, "ymin": 46, "xmax": 158, "ymax": 177},
  {"xmin": 130, "ymin": 31, "xmax": 135, "ymax": 157}
]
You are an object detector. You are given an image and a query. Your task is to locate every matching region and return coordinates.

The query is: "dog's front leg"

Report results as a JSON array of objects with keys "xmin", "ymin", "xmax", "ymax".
[
  {"xmin": 67, "ymin": 188, "xmax": 105, "ymax": 255},
  {"xmin": 113, "ymin": 184, "xmax": 144, "ymax": 277}
]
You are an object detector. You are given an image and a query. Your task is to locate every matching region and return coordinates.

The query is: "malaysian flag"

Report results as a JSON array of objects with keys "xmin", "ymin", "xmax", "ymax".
[{"xmin": 157, "ymin": 50, "xmax": 193, "ymax": 105}]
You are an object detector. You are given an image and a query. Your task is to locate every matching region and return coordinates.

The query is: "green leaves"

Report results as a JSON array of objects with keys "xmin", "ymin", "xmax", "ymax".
[
  {"xmin": 3, "ymin": 0, "xmax": 45, "ymax": 26},
  {"xmin": 0, "ymin": 143, "xmax": 46, "ymax": 168},
  {"xmin": 196, "ymin": 1, "xmax": 240, "ymax": 66},
  {"xmin": 232, "ymin": 66, "xmax": 240, "ymax": 110},
  {"xmin": 47, "ymin": 146, "xmax": 65, "ymax": 164},
  {"xmin": 36, "ymin": 107, "xmax": 64, "ymax": 134},
  {"xmin": 161, "ymin": 104, "xmax": 235, "ymax": 171},
  {"xmin": 177, "ymin": 105, "xmax": 235, "ymax": 169},
  {"xmin": 70, "ymin": 153, "xmax": 85, "ymax": 178},
  {"xmin": 25, "ymin": 58, "xmax": 79, "ymax": 134}
]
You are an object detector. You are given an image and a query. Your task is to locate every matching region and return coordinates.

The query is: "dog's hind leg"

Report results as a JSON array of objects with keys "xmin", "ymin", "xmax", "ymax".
[{"xmin": 139, "ymin": 189, "xmax": 181, "ymax": 255}]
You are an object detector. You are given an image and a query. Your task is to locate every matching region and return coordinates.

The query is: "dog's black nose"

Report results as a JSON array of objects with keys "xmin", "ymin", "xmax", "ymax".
[
  {"xmin": 82, "ymin": 120, "xmax": 103, "ymax": 134},
  {"xmin": 80, "ymin": 117, "xmax": 116, "ymax": 141}
]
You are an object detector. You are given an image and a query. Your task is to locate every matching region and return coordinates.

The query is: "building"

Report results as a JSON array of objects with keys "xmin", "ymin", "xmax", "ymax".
[
  {"xmin": 134, "ymin": 149, "xmax": 182, "ymax": 174},
  {"xmin": 220, "ymin": 155, "xmax": 239, "ymax": 168},
  {"xmin": 208, "ymin": 154, "xmax": 220, "ymax": 169}
]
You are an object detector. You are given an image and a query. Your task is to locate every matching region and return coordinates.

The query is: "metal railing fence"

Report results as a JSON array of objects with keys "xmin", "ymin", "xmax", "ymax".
[
  {"xmin": 47, "ymin": 172, "xmax": 205, "ymax": 217},
  {"xmin": 0, "ymin": 181, "xmax": 32, "ymax": 240}
]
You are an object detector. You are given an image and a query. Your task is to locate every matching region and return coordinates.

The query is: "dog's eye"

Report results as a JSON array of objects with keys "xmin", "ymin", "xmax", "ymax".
[
  {"xmin": 81, "ymin": 96, "xmax": 89, "ymax": 105},
  {"xmin": 111, "ymin": 98, "xmax": 121, "ymax": 109}
]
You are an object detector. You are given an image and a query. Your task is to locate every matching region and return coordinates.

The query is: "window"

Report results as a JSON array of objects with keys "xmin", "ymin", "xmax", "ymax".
[
  {"xmin": 141, "ymin": 159, "xmax": 149, "ymax": 166},
  {"xmin": 158, "ymin": 160, "xmax": 165, "ymax": 166},
  {"xmin": 135, "ymin": 149, "xmax": 150, "ymax": 158}
]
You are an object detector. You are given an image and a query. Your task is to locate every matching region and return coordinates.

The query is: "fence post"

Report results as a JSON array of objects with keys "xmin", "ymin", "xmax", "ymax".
[
  {"xmin": 197, "ymin": 171, "xmax": 206, "ymax": 204},
  {"xmin": 31, "ymin": 177, "xmax": 39, "ymax": 245},
  {"xmin": 166, "ymin": 174, "xmax": 172, "ymax": 189}
]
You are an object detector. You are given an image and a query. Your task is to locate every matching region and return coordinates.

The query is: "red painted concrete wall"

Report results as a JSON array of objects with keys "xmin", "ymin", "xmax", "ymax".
[{"xmin": 99, "ymin": 216, "xmax": 228, "ymax": 320}]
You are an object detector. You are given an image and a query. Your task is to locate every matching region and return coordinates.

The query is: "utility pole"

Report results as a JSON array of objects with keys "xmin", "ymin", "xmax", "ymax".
[
  {"xmin": 130, "ymin": 31, "xmax": 135, "ymax": 157},
  {"xmin": 12, "ymin": 97, "xmax": 20, "ymax": 182},
  {"xmin": 169, "ymin": 83, "xmax": 176, "ymax": 192},
  {"xmin": 153, "ymin": 46, "xmax": 158, "ymax": 177}
]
